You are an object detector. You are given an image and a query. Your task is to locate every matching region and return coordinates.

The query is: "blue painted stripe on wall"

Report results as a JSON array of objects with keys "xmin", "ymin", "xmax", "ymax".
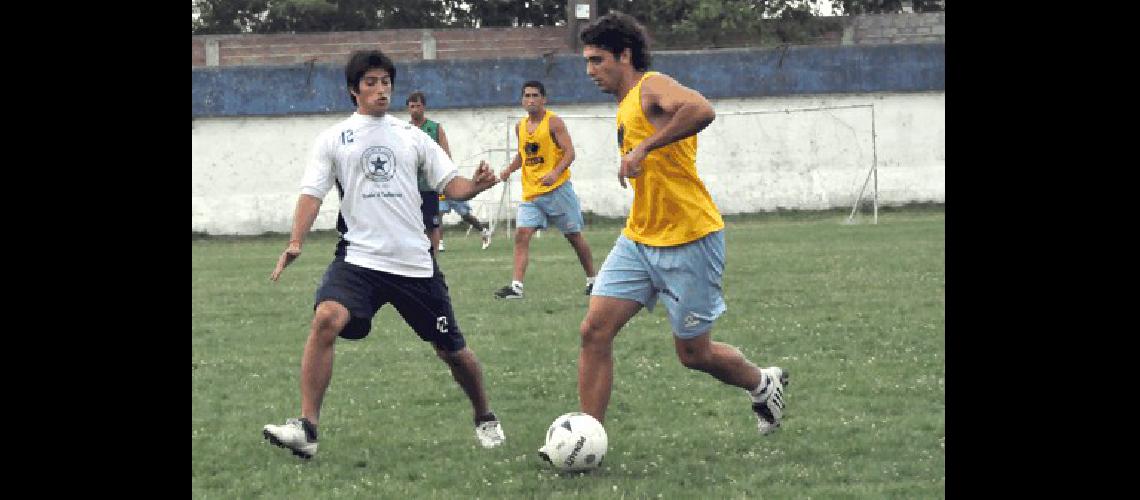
[{"xmin": 192, "ymin": 43, "xmax": 943, "ymax": 118}]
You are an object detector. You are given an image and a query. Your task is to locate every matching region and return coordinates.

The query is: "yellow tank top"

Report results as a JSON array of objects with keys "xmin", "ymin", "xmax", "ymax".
[
  {"xmin": 517, "ymin": 110, "xmax": 569, "ymax": 201},
  {"xmin": 616, "ymin": 72, "xmax": 724, "ymax": 246}
]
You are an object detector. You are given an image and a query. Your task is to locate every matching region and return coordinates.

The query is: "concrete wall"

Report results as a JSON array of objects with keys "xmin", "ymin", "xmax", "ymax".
[
  {"xmin": 192, "ymin": 29, "xmax": 945, "ymax": 235},
  {"xmin": 192, "ymin": 91, "xmax": 943, "ymax": 235},
  {"xmin": 191, "ymin": 13, "xmax": 946, "ymax": 67},
  {"xmin": 193, "ymin": 43, "xmax": 944, "ymax": 117}
]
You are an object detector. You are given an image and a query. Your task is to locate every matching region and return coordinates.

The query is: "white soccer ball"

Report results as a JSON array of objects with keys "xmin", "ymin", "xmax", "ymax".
[{"xmin": 538, "ymin": 412, "xmax": 608, "ymax": 472}]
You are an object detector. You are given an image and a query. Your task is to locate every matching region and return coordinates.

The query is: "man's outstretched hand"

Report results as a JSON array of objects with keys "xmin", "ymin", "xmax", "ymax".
[{"xmin": 270, "ymin": 242, "xmax": 302, "ymax": 282}]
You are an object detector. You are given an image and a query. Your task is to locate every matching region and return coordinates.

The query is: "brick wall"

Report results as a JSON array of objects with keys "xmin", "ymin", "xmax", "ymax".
[
  {"xmin": 850, "ymin": 13, "xmax": 945, "ymax": 45},
  {"xmin": 192, "ymin": 26, "xmax": 571, "ymax": 67},
  {"xmin": 192, "ymin": 40, "xmax": 207, "ymax": 66},
  {"xmin": 431, "ymin": 26, "xmax": 568, "ymax": 61}
]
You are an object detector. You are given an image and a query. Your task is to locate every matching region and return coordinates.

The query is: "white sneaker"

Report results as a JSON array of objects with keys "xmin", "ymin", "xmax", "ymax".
[
  {"xmin": 750, "ymin": 367, "xmax": 789, "ymax": 435},
  {"xmin": 480, "ymin": 228, "xmax": 492, "ymax": 250},
  {"xmin": 475, "ymin": 416, "xmax": 506, "ymax": 448},
  {"xmin": 263, "ymin": 417, "xmax": 319, "ymax": 458}
]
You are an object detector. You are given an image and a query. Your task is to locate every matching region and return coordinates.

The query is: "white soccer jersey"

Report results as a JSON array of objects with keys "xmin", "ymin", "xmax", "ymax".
[{"xmin": 300, "ymin": 113, "xmax": 457, "ymax": 277}]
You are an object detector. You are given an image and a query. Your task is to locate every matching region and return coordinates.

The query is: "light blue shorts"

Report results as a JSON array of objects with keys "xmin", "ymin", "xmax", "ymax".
[
  {"xmin": 592, "ymin": 231, "xmax": 726, "ymax": 339},
  {"xmin": 516, "ymin": 181, "xmax": 584, "ymax": 234},
  {"xmin": 439, "ymin": 199, "xmax": 472, "ymax": 216}
]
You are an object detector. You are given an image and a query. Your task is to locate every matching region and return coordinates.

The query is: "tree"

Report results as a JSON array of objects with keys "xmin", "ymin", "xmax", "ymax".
[
  {"xmin": 458, "ymin": 0, "xmax": 565, "ymax": 27},
  {"xmin": 193, "ymin": 0, "xmax": 451, "ymax": 34},
  {"xmin": 192, "ymin": 0, "xmax": 572, "ymax": 34},
  {"xmin": 828, "ymin": 0, "xmax": 944, "ymax": 14},
  {"xmin": 193, "ymin": 0, "xmax": 272, "ymax": 34},
  {"xmin": 594, "ymin": 1, "xmax": 846, "ymax": 49},
  {"xmin": 191, "ymin": 0, "xmax": 942, "ymax": 37}
]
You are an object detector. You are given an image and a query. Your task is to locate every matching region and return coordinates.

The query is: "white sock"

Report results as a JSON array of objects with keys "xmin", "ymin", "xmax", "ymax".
[
  {"xmin": 511, "ymin": 280, "xmax": 524, "ymax": 292},
  {"xmin": 586, "ymin": 276, "xmax": 596, "ymax": 286},
  {"xmin": 750, "ymin": 370, "xmax": 770, "ymax": 399}
]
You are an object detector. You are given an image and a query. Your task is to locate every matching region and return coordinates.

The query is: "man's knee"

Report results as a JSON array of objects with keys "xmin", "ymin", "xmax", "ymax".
[
  {"xmin": 435, "ymin": 346, "xmax": 468, "ymax": 366},
  {"xmin": 675, "ymin": 339, "xmax": 715, "ymax": 370},
  {"xmin": 311, "ymin": 301, "xmax": 351, "ymax": 341},
  {"xmin": 579, "ymin": 317, "xmax": 614, "ymax": 352}
]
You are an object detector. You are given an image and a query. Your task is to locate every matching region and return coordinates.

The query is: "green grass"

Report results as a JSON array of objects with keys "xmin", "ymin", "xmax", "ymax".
[{"xmin": 192, "ymin": 206, "xmax": 945, "ymax": 499}]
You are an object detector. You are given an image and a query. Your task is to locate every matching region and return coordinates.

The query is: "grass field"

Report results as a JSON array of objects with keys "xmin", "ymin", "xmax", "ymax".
[{"xmin": 192, "ymin": 206, "xmax": 945, "ymax": 499}]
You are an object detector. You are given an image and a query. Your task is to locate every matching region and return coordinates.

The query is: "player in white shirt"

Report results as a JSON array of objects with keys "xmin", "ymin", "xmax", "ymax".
[{"xmin": 262, "ymin": 50, "xmax": 505, "ymax": 458}]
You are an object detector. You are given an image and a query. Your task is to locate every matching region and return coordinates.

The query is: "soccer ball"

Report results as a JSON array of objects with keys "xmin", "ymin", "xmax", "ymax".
[{"xmin": 538, "ymin": 412, "xmax": 608, "ymax": 472}]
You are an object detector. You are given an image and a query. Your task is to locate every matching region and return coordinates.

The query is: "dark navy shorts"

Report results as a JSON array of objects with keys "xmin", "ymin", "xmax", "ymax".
[
  {"xmin": 421, "ymin": 190, "xmax": 440, "ymax": 229},
  {"xmin": 314, "ymin": 257, "xmax": 466, "ymax": 352}
]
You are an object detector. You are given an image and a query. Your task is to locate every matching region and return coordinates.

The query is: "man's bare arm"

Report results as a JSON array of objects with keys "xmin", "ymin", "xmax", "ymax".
[
  {"xmin": 270, "ymin": 194, "xmax": 322, "ymax": 281},
  {"xmin": 499, "ymin": 124, "xmax": 523, "ymax": 181},
  {"xmin": 542, "ymin": 115, "xmax": 576, "ymax": 185},
  {"xmin": 637, "ymin": 74, "xmax": 715, "ymax": 154},
  {"xmin": 617, "ymin": 74, "xmax": 716, "ymax": 187},
  {"xmin": 437, "ymin": 124, "xmax": 453, "ymax": 159},
  {"xmin": 500, "ymin": 154, "xmax": 523, "ymax": 181},
  {"xmin": 444, "ymin": 160, "xmax": 499, "ymax": 200}
]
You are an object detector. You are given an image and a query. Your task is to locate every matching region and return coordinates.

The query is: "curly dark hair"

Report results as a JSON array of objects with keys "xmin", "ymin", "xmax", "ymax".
[
  {"xmin": 578, "ymin": 11, "xmax": 651, "ymax": 71},
  {"xmin": 345, "ymin": 50, "xmax": 396, "ymax": 106}
]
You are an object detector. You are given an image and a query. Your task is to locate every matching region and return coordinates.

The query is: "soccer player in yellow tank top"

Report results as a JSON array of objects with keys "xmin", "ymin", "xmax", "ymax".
[
  {"xmin": 574, "ymin": 12, "xmax": 789, "ymax": 438},
  {"xmin": 493, "ymin": 81, "xmax": 597, "ymax": 300}
]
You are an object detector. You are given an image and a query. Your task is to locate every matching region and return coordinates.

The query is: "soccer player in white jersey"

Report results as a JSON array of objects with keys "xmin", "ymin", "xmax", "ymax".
[{"xmin": 262, "ymin": 50, "xmax": 505, "ymax": 458}]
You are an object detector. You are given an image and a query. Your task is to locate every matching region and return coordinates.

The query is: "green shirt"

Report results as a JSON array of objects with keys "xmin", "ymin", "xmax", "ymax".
[
  {"xmin": 416, "ymin": 119, "xmax": 441, "ymax": 191},
  {"xmin": 419, "ymin": 119, "xmax": 440, "ymax": 143}
]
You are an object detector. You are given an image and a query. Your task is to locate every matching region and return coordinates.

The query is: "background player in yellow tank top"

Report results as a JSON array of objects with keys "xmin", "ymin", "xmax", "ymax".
[
  {"xmin": 493, "ymin": 81, "xmax": 597, "ymax": 300},
  {"xmin": 574, "ymin": 12, "xmax": 789, "ymax": 438}
]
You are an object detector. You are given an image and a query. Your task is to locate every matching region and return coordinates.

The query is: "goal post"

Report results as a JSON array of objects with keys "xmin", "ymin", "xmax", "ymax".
[{"xmin": 477, "ymin": 102, "xmax": 881, "ymax": 230}]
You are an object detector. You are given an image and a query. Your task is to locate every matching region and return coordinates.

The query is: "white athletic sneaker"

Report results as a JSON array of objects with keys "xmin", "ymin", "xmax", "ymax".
[
  {"xmin": 480, "ymin": 228, "xmax": 492, "ymax": 250},
  {"xmin": 263, "ymin": 417, "xmax": 319, "ymax": 459},
  {"xmin": 750, "ymin": 367, "xmax": 789, "ymax": 435},
  {"xmin": 475, "ymin": 416, "xmax": 506, "ymax": 448}
]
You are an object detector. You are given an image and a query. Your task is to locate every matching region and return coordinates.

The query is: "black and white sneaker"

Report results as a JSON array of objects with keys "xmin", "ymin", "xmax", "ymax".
[
  {"xmin": 480, "ymin": 228, "xmax": 492, "ymax": 250},
  {"xmin": 750, "ymin": 367, "xmax": 789, "ymax": 435},
  {"xmin": 585, "ymin": 282, "xmax": 594, "ymax": 295},
  {"xmin": 263, "ymin": 417, "xmax": 319, "ymax": 459},
  {"xmin": 494, "ymin": 285, "xmax": 523, "ymax": 299},
  {"xmin": 474, "ymin": 412, "xmax": 506, "ymax": 448}
]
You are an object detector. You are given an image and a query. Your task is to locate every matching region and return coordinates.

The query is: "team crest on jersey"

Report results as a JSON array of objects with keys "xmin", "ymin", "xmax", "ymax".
[
  {"xmin": 361, "ymin": 146, "xmax": 396, "ymax": 182},
  {"xmin": 523, "ymin": 142, "xmax": 543, "ymax": 165}
]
